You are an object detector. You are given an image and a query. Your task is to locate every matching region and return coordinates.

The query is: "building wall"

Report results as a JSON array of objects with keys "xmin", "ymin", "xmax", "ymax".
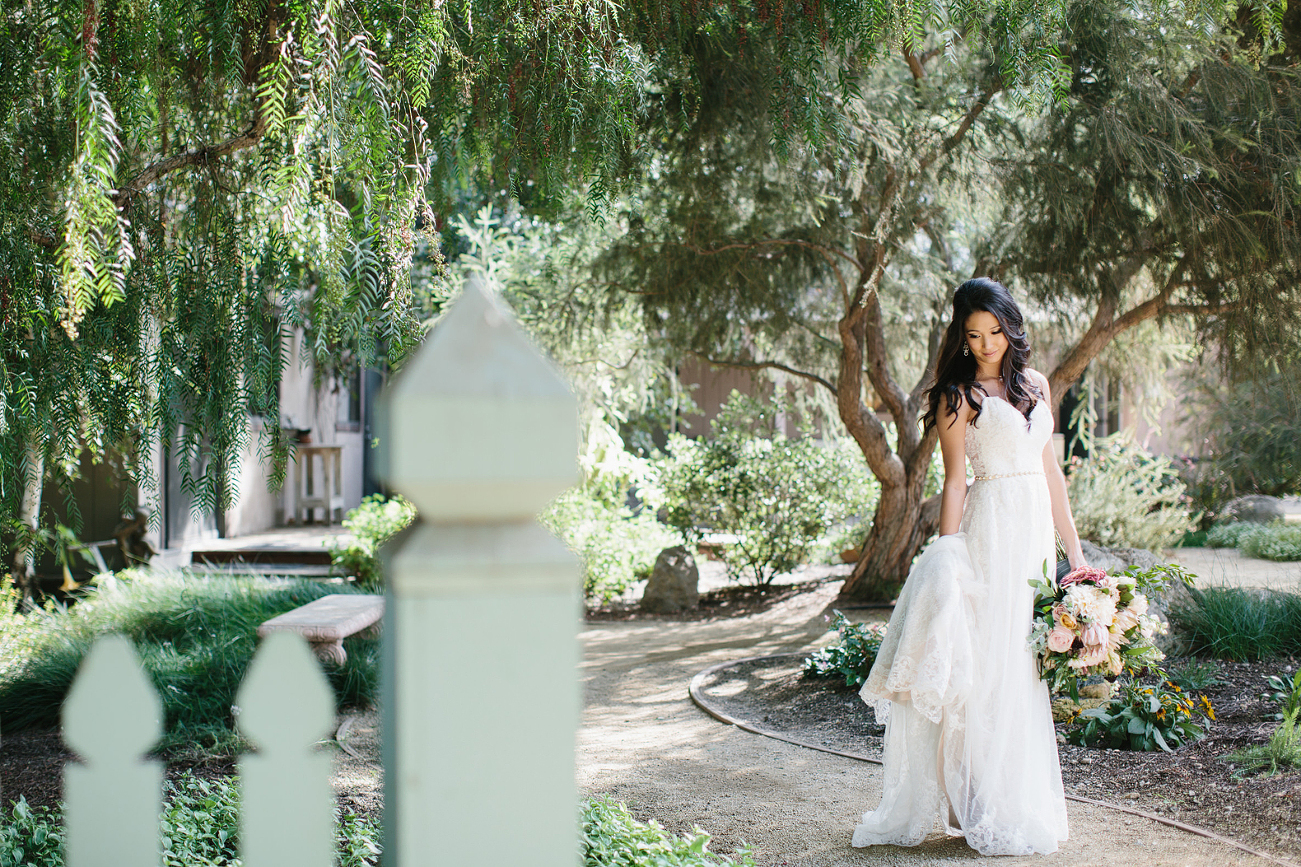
[{"xmin": 221, "ymin": 328, "xmax": 369, "ymax": 536}]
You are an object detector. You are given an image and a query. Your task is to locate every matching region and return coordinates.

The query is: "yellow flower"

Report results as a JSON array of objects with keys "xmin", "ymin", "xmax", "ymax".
[{"xmin": 1200, "ymin": 696, "xmax": 1216, "ymax": 721}]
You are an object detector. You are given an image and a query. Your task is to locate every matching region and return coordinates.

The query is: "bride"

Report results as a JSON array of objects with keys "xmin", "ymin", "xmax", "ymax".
[{"xmin": 852, "ymin": 278, "xmax": 1084, "ymax": 856}]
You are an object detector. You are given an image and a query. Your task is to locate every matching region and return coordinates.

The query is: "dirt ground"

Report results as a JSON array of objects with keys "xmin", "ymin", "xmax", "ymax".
[
  {"xmin": 577, "ymin": 581, "xmax": 1292, "ymax": 866},
  {"xmin": 694, "ymin": 653, "xmax": 1301, "ymax": 863}
]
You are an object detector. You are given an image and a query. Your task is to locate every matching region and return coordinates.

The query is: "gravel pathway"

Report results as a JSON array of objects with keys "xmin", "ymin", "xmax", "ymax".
[{"xmin": 578, "ymin": 582, "xmax": 1281, "ymax": 866}]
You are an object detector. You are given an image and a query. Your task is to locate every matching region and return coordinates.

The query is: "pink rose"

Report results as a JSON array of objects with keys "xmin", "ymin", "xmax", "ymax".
[
  {"xmin": 1082, "ymin": 621, "xmax": 1109, "ymax": 648},
  {"xmin": 1047, "ymin": 626, "xmax": 1076, "ymax": 653}
]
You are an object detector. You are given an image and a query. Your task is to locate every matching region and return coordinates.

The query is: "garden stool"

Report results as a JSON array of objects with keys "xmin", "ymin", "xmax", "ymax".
[
  {"xmin": 293, "ymin": 444, "xmax": 345, "ymax": 524},
  {"xmin": 256, "ymin": 594, "xmax": 384, "ymax": 665}
]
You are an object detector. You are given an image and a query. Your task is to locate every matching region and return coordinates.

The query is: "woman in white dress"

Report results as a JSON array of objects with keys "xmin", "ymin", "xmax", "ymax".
[{"xmin": 852, "ymin": 278, "xmax": 1085, "ymax": 855}]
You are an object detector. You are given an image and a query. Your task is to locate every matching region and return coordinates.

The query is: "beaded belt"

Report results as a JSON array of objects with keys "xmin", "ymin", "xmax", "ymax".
[{"xmin": 971, "ymin": 470, "xmax": 1044, "ymax": 481}]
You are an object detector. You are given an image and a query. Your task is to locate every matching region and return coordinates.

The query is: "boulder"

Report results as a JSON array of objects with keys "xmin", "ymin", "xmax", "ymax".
[
  {"xmin": 640, "ymin": 546, "xmax": 700, "ymax": 613},
  {"xmin": 1218, "ymin": 495, "xmax": 1285, "ymax": 525}
]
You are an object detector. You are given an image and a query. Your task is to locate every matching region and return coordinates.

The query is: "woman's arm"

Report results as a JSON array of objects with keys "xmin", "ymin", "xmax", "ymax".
[
  {"xmin": 936, "ymin": 394, "xmax": 970, "ymax": 537},
  {"xmin": 1033, "ymin": 371, "xmax": 1088, "ymax": 569}
]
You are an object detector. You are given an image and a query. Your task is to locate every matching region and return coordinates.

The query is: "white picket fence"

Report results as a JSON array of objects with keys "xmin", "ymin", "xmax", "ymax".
[{"xmin": 52, "ymin": 276, "xmax": 582, "ymax": 867}]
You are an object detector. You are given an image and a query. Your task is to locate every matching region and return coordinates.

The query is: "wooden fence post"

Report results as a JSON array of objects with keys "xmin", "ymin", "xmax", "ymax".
[
  {"xmin": 380, "ymin": 277, "xmax": 581, "ymax": 867},
  {"xmin": 62, "ymin": 635, "xmax": 163, "ymax": 867},
  {"xmin": 236, "ymin": 631, "xmax": 336, "ymax": 867}
]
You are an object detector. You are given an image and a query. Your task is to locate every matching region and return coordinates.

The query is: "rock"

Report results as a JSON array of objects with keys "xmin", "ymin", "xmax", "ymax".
[
  {"xmin": 1218, "ymin": 495, "xmax": 1285, "ymax": 525},
  {"xmin": 1052, "ymin": 696, "xmax": 1111, "ymax": 723},
  {"xmin": 1079, "ymin": 540, "xmax": 1163, "ymax": 574},
  {"xmin": 640, "ymin": 546, "xmax": 700, "ymax": 613},
  {"xmin": 1080, "ymin": 540, "xmax": 1127, "ymax": 574},
  {"xmin": 1079, "ymin": 682, "xmax": 1114, "ymax": 700}
]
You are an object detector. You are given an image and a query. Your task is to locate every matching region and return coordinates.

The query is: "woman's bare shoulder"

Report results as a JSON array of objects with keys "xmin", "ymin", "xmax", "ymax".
[{"xmin": 939, "ymin": 387, "xmax": 977, "ymax": 429}]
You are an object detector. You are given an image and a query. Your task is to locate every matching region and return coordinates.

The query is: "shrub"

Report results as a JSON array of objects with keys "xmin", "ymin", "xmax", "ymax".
[
  {"xmin": 1262, "ymin": 668, "xmax": 1301, "ymax": 722},
  {"xmin": 803, "ymin": 611, "xmax": 887, "ymax": 687},
  {"xmin": 581, "ymin": 797, "xmax": 755, "ymax": 867},
  {"xmin": 1066, "ymin": 435, "xmax": 1197, "ymax": 551},
  {"xmin": 0, "ymin": 571, "xmax": 378, "ymax": 754},
  {"xmin": 1187, "ymin": 371, "xmax": 1301, "ymax": 504},
  {"xmin": 1169, "ymin": 586, "xmax": 1301, "ymax": 660},
  {"xmin": 1227, "ymin": 710, "xmax": 1301, "ymax": 779},
  {"xmin": 658, "ymin": 392, "xmax": 876, "ymax": 586},
  {"xmin": 1205, "ymin": 521, "xmax": 1266, "ymax": 549},
  {"xmin": 542, "ymin": 488, "xmax": 682, "ymax": 602},
  {"xmin": 1066, "ymin": 678, "xmax": 1214, "ymax": 752},
  {"xmin": 1240, "ymin": 524, "xmax": 1301, "ymax": 562},
  {"xmin": 0, "ymin": 773, "xmax": 381, "ymax": 867},
  {"xmin": 541, "ymin": 421, "xmax": 684, "ymax": 602},
  {"xmin": 327, "ymin": 495, "xmax": 417, "ymax": 588}
]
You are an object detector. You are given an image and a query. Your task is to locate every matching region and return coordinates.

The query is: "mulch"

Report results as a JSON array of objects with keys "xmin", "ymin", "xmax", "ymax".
[{"xmin": 693, "ymin": 654, "xmax": 1301, "ymax": 863}]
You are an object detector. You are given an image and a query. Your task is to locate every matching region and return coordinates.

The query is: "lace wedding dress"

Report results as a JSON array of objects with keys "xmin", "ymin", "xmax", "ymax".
[{"xmin": 852, "ymin": 395, "xmax": 1070, "ymax": 856}]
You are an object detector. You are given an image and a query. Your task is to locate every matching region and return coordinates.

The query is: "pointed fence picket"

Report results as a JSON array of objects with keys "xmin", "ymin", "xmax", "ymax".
[{"xmin": 49, "ymin": 275, "xmax": 581, "ymax": 867}]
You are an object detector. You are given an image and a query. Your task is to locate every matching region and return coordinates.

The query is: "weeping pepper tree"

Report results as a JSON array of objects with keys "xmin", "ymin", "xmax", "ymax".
[
  {"xmin": 594, "ymin": 0, "xmax": 1301, "ymax": 601},
  {"xmin": 0, "ymin": 0, "xmax": 666, "ymax": 598}
]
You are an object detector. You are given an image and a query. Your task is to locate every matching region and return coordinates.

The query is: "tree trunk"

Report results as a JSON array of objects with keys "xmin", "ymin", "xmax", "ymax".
[
  {"xmin": 11, "ymin": 439, "xmax": 44, "ymax": 605},
  {"xmin": 840, "ymin": 461, "xmax": 942, "ymax": 601}
]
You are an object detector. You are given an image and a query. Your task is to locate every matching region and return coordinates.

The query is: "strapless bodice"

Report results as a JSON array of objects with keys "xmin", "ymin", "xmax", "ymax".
[{"xmin": 963, "ymin": 396, "xmax": 1052, "ymax": 478}]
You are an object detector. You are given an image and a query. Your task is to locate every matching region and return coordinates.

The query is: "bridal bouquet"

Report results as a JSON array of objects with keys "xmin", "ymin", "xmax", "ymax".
[{"xmin": 1027, "ymin": 563, "xmax": 1178, "ymax": 701}]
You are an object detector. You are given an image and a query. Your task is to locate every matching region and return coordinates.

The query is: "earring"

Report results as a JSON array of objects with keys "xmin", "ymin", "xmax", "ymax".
[{"xmin": 963, "ymin": 342, "xmax": 969, "ymax": 357}]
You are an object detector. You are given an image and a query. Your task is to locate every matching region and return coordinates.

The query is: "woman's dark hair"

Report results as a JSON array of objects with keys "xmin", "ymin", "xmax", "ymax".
[{"xmin": 922, "ymin": 278, "xmax": 1041, "ymax": 431}]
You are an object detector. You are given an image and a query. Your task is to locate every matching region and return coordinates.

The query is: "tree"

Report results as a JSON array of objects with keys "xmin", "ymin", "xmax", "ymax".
[
  {"xmin": 592, "ymin": 0, "xmax": 1301, "ymax": 601},
  {"xmin": 2, "ymin": 0, "xmax": 1093, "ymax": 601}
]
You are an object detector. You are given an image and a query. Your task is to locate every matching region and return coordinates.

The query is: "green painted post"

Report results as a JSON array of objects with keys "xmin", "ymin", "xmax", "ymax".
[
  {"xmin": 380, "ymin": 276, "xmax": 581, "ymax": 867},
  {"xmin": 62, "ymin": 636, "xmax": 163, "ymax": 867}
]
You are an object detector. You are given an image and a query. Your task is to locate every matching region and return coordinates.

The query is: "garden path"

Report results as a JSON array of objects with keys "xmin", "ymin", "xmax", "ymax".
[
  {"xmin": 578, "ymin": 582, "xmax": 1279, "ymax": 866},
  {"xmin": 1171, "ymin": 547, "xmax": 1301, "ymax": 592}
]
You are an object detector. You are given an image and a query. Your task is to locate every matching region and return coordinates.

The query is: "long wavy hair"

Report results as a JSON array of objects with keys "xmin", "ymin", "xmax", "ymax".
[{"xmin": 922, "ymin": 278, "xmax": 1041, "ymax": 432}]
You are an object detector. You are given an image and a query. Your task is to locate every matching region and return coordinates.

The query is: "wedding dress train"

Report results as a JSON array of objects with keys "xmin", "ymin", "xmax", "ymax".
[{"xmin": 853, "ymin": 396, "xmax": 1070, "ymax": 856}]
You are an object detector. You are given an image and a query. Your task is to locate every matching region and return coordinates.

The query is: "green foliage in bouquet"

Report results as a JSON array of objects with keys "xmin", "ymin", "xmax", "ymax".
[
  {"xmin": 803, "ymin": 611, "xmax": 887, "ymax": 688},
  {"xmin": 1066, "ymin": 678, "xmax": 1214, "ymax": 753},
  {"xmin": 658, "ymin": 392, "xmax": 875, "ymax": 586},
  {"xmin": 327, "ymin": 495, "xmax": 418, "ymax": 588},
  {"xmin": 1028, "ymin": 562, "xmax": 1190, "ymax": 702}
]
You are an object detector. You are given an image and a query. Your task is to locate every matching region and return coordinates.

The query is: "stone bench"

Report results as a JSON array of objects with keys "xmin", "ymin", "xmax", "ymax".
[{"xmin": 257, "ymin": 594, "xmax": 384, "ymax": 665}]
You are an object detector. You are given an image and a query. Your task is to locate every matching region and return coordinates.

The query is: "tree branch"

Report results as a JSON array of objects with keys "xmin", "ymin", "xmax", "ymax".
[
  {"xmin": 687, "ymin": 351, "xmax": 837, "ymax": 396},
  {"xmin": 1047, "ymin": 256, "xmax": 1187, "ymax": 404},
  {"xmin": 114, "ymin": 113, "xmax": 269, "ymax": 207},
  {"xmin": 903, "ymin": 47, "xmax": 926, "ymax": 81},
  {"xmin": 918, "ymin": 77, "xmax": 1003, "ymax": 174}
]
